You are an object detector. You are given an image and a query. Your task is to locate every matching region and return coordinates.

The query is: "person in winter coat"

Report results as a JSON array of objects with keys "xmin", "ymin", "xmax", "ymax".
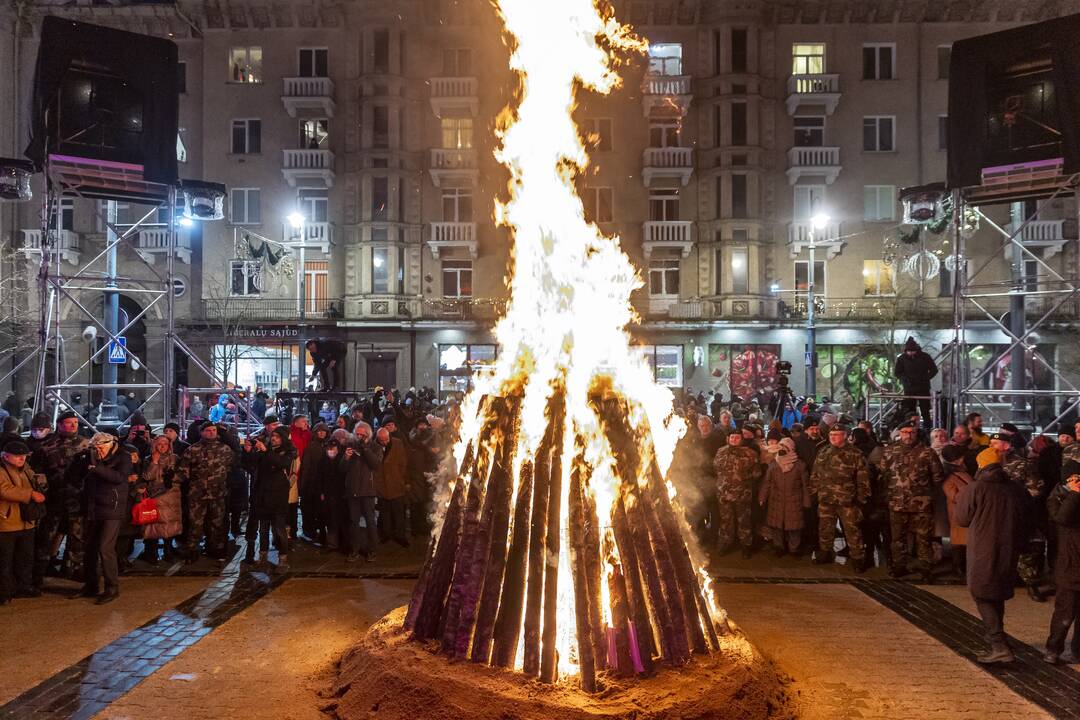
[
  {"xmin": 955, "ymin": 446, "xmax": 1031, "ymax": 664},
  {"xmin": 941, "ymin": 444, "xmax": 975, "ymax": 577},
  {"xmin": 208, "ymin": 394, "xmax": 230, "ymax": 424},
  {"xmin": 321, "ymin": 440, "xmax": 349, "ymax": 551},
  {"xmin": 299, "ymin": 422, "xmax": 329, "ymax": 543},
  {"xmin": 288, "ymin": 416, "xmax": 312, "ymax": 537},
  {"xmin": 241, "ymin": 426, "xmax": 296, "ymax": 572},
  {"xmin": 343, "ymin": 424, "xmax": 384, "ymax": 562},
  {"xmin": 136, "ymin": 435, "xmax": 182, "ymax": 563},
  {"xmin": 758, "ymin": 437, "xmax": 810, "ymax": 556},
  {"xmin": 893, "ymin": 337, "xmax": 938, "ymax": 426},
  {"xmin": 0, "ymin": 442, "xmax": 46, "ymax": 604},
  {"xmin": 405, "ymin": 418, "xmax": 439, "ymax": 538},
  {"xmin": 375, "ymin": 426, "xmax": 409, "ymax": 546},
  {"xmin": 78, "ymin": 433, "xmax": 133, "ymax": 604},
  {"xmin": 1044, "ymin": 475, "xmax": 1080, "ymax": 664}
]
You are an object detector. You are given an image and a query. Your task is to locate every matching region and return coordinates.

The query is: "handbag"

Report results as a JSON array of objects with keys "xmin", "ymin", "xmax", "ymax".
[
  {"xmin": 14, "ymin": 470, "xmax": 47, "ymax": 523},
  {"xmin": 131, "ymin": 496, "xmax": 160, "ymax": 525}
]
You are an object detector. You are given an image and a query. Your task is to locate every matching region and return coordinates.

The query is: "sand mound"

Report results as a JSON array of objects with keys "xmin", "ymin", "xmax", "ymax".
[{"xmin": 324, "ymin": 607, "xmax": 796, "ymax": 720}]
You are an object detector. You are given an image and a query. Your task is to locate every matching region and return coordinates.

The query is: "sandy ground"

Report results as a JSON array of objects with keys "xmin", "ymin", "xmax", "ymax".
[
  {"xmin": 0, "ymin": 577, "xmax": 211, "ymax": 705},
  {"xmin": 717, "ymin": 583, "xmax": 1055, "ymax": 720},
  {"xmin": 95, "ymin": 578, "xmax": 413, "ymax": 720}
]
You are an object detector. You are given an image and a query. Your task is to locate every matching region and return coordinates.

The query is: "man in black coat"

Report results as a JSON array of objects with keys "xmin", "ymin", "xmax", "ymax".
[
  {"xmin": 893, "ymin": 337, "xmax": 938, "ymax": 427},
  {"xmin": 79, "ymin": 433, "xmax": 133, "ymax": 604},
  {"xmin": 955, "ymin": 441, "xmax": 1032, "ymax": 664},
  {"xmin": 306, "ymin": 338, "xmax": 348, "ymax": 391},
  {"xmin": 1044, "ymin": 475, "xmax": 1080, "ymax": 664}
]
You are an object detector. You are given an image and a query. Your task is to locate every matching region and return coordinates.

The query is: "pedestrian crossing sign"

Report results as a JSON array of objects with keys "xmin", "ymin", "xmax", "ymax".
[{"xmin": 108, "ymin": 337, "xmax": 127, "ymax": 364}]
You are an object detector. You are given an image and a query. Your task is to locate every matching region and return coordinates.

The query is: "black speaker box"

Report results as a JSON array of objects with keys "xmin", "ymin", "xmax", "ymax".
[
  {"xmin": 24, "ymin": 16, "xmax": 179, "ymax": 186},
  {"xmin": 947, "ymin": 13, "xmax": 1080, "ymax": 188}
]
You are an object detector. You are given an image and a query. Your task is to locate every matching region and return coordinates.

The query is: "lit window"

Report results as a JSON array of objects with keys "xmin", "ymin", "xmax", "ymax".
[
  {"xmin": 300, "ymin": 119, "xmax": 329, "ymax": 149},
  {"xmin": 228, "ymin": 47, "xmax": 263, "ymax": 83},
  {"xmin": 863, "ymin": 260, "xmax": 895, "ymax": 296},
  {"xmin": 372, "ymin": 247, "xmax": 390, "ymax": 293},
  {"xmin": 441, "ymin": 116, "xmax": 474, "ymax": 150},
  {"xmin": 648, "ymin": 43, "xmax": 683, "ymax": 76},
  {"xmin": 634, "ymin": 345, "xmax": 684, "ymax": 387},
  {"xmin": 581, "ymin": 118, "xmax": 613, "ymax": 152},
  {"xmin": 731, "ymin": 247, "xmax": 749, "ymax": 294},
  {"xmin": 792, "ymin": 44, "xmax": 825, "ymax": 75},
  {"xmin": 442, "ymin": 259, "xmax": 473, "ymax": 297}
]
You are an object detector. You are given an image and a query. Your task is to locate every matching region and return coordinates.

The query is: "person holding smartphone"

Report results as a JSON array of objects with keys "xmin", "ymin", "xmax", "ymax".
[{"xmin": 1044, "ymin": 474, "xmax": 1080, "ymax": 664}]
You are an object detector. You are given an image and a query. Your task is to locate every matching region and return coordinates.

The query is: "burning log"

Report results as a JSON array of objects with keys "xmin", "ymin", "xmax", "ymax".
[
  {"xmin": 609, "ymin": 499, "xmax": 655, "ymax": 676},
  {"xmin": 539, "ymin": 404, "xmax": 566, "ymax": 683},
  {"xmin": 568, "ymin": 448, "xmax": 597, "ymax": 692},
  {"xmin": 604, "ymin": 541, "xmax": 635, "ymax": 676},
  {"xmin": 580, "ymin": 478, "xmax": 607, "ymax": 670},
  {"xmin": 490, "ymin": 460, "xmax": 534, "ymax": 667}
]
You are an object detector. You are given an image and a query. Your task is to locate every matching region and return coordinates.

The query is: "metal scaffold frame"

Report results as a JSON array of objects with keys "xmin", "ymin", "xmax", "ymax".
[{"xmin": 948, "ymin": 172, "xmax": 1080, "ymax": 432}]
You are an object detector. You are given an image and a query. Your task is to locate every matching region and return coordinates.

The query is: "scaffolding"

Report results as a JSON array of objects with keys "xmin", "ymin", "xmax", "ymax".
[{"xmin": 948, "ymin": 170, "xmax": 1080, "ymax": 432}]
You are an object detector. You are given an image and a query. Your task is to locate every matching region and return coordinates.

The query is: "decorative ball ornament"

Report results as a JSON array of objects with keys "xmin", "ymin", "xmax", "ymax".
[
  {"xmin": 904, "ymin": 250, "xmax": 941, "ymax": 281},
  {"xmin": 899, "ymin": 182, "xmax": 946, "ymax": 225},
  {"xmin": 944, "ymin": 254, "xmax": 964, "ymax": 272}
]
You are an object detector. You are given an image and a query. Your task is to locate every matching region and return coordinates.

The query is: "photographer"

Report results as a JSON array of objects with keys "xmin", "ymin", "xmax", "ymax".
[
  {"xmin": 894, "ymin": 337, "xmax": 938, "ymax": 426},
  {"xmin": 767, "ymin": 366, "xmax": 800, "ymax": 430}
]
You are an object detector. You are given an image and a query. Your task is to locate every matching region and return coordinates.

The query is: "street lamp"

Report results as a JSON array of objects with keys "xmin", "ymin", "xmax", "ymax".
[
  {"xmin": 287, "ymin": 211, "xmax": 308, "ymax": 390},
  {"xmin": 804, "ymin": 212, "xmax": 830, "ymax": 400}
]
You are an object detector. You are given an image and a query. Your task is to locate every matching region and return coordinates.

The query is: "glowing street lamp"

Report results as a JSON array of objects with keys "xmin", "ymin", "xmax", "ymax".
[{"xmin": 805, "ymin": 212, "xmax": 830, "ymax": 398}]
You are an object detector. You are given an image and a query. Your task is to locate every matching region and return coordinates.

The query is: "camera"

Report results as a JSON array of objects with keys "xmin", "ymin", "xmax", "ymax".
[{"xmin": 776, "ymin": 360, "xmax": 793, "ymax": 376}]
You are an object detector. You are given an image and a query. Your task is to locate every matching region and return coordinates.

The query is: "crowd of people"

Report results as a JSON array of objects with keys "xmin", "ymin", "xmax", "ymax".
[
  {"xmin": 0, "ymin": 387, "xmax": 457, "ymax": 607},
  {"xmin": 669, "ymin": 396, "xmax": 1080, "ymax": 665}
]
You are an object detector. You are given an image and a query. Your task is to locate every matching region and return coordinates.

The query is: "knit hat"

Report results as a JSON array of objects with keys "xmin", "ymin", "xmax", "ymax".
[
  {"xmin": 941, "ymin": 444, "xmax": 966, "ymax": 464},
  {"xmin": 31, "ymin": 412, "xmax": 52, "ymax": 429},
  {"xmin": 4, "ymin": 441, "xmax": 30, "ymax": 456},
  {"xmin": 263, "ymin": 415, "xmax": 279, "ymax": 426},
  {"xmin": 976, "ymin": 447, "xmax": 1000, "ymax": 469},
  {"xmin": 57, "ymin": 410, "xmax": 78, "ymax": 423},
  {"xmin": 904, "ymin": 336, "xmax": 920, "ymax": 352},
  {"xmin": 766, "ymin": 428, "xmax": 783, "ymax": 443},
  {"xmin": 164, "ymin": 422, "xmax": 181, "ymax": 433},
  {"xmin": 90, "ymin": 432, "xmax": 117, "ymax": 449},
  {"xmin": 129, "ymin": 413, "xmax": 147, "ymax": 427}
]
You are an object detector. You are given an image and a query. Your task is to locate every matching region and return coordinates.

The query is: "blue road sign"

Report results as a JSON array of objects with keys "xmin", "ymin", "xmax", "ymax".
[{"xmin": 108, "ymin": 337, "xmax": 127, "ymax": 364}]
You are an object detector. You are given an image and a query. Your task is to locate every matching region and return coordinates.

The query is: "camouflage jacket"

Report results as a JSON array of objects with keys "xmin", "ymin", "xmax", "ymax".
[
  {"xmin": 713, "ymin": 445, "xmax": 761, "ymax": 502},
  {"xmin": 1001, "ymin": 449, "xmax": 1043, "ymax": 499},
  {"xmin": 809, "ymin": 444, "xmax": 870, "ymax": 506},
  {"xmin": 877, "ymin": 442, "xmax": 943, "ymax": 512},
  {"xmin": 178, "ymin": 440, "xmax": 236, "ymax": 497},
  {"xmin": 1062, "ymin": 441, "xmax": 1080, "ymax": 481},
  {"xmin": 33, "ymin": 433, "xmax": 91, "ymax": 510}
]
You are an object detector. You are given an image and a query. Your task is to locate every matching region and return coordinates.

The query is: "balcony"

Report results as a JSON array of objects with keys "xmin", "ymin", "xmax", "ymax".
[
  {"xmin": 429, "ymin": 77, "xmax": 479, "ymax": 117},
  {"xmin": 282, "ymin": 149, "xmax": 335, "ymax": 188},
  {"xmin": 786, "ymin": 146, "xmax": 841, "ymax": 185},
  {"xmin": 1005, "ymin": 219, "xmax": 1070, "ymax": 259},
  {"xmin": 343, "ymin": 294, "xmax": 422, "ymax": 320},
  {"xmin": 418, "ymin": 297, "xmax": 504, "ymax": 321},
  {"xmin": 641, "ymin": 74, "xmax": 692, "ymax": 117},
  {"xmin": 21, "ymin": 229, "xmax": 81, "ymax": 265},
  {"xmin": 642, "ymin": 147, "xmax": 693, "ymax": 186},
  {"xmin": 281, "ymin": 77, "xmax": 336, "ymax": 117},
  {"xmin": 428, "ymin": 222, "xmax": 478, "ymax": 258},
  {"xmin": 429, "ymin": 148, "xmax": 478, "ymax": 187},
  {"xmin": 787, "ymin": 221, "xmax": 844, "ymax": 259},
  {"xmin": 135, "ymin": 229, "xmax": 193, "ymax": 264},
  {"xmin": 201, "ymin": 297, "xmax": 342, "ymax": 322},
  {"xmin": 785, "ymin": 74, "xmax": 840, "ymax": 115},
  {"xmin": 282, "ymin": 222, "xmax": 334, "ymax": 254},
  {"xmin": 642, "ymin": 220, "xmax": 693, "ymax": 258}
]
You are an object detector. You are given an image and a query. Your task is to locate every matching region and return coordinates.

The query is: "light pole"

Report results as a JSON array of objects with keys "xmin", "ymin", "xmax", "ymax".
[
  {"xmin": 287, "ymin": 211, "xmax": 307, "ymax": 391},
  {"xmin": 804, "ymin": 213, "xmax": 829, "ymax": 400}
]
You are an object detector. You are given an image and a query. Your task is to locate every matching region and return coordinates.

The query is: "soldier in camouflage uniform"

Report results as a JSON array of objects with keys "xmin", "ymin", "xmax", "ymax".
[
  {"xmin": 810, "ymin": 426, "xmax": 871, "ymax": 571},
  {"xmin": 178, "ymin": 422, "xmax": 236, "ymax": 562},
  {"xmin": 713, "ymin": 430, "xmax": 762, "ymax": 558},
  {"xmin": 877, "ymin": 422, "xmax": 944, "ymax": 580},
  {"xmin": 32, "ymin": 411, "xmax": 91, "ymax": 583},
  {"xmin": 994, "ymin": 432, "xmax": 1047, "ymax": 601}
]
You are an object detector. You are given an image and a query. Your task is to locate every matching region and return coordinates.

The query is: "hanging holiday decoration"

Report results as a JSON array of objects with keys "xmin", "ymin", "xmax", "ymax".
[
  {"xmin": 881, "ymin": 238, "xmax": 901, "ymax": 267},
  {"xmin": 904, "ymin": 249, "xmax": 941, "ymax": 280},
  {"xmin": 898, "ymin": 225, "xmax": 922, "ymax": 245},
  {"xmin": 944, "ymin": 253, "xmax": 964, "ymax": 272},
  {"xmin": 899, "ymin": 182, "xmax": 946, "ymax": 225}
]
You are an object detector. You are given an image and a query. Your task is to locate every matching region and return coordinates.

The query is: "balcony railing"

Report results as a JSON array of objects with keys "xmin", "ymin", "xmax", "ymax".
[
  {"xmin": 642, "ymin": 147, "xmax": 693, "ymax": 186},
  {"xmin": 643, "ymin": 220, "xmax": 693, "ymax": 257},
  {"xmin": 785, "ymin": 73, "xmax": 841, "ymax": 115},
  {"xmin": 641, "ymin": 74, "xmax": 692, "ymax": 117},
  {"xmin": 135, "ymin": 229, "xmax": 193, "ymax": 264},
  {"xmin": 200, "ymin": 297, "xmax": 341, "ymax": 322},
  {"xmin": 778, "ymin": 295, "xmax": 1080, "ymax": 324},
  {"xmin": 430, "ymin": 77, "xmax": 478, "ymax": 97},
  {"xmin": 429, "ymin": 221, "xmax": 478, "ymax": 258},
  {"xmin": 281, "ymin": 77, "xmax": 336, "ymax": 117},
  {"xmin": 788, "ymin": 220, "xmax": 842, "ymax": 246},
  {"xmin": 418, "ymin": 297, "xmax": 504, "ymax": 321},
  {"xmin": 21, "ymin": 229, "xmax": 81, "ymax": 264},
  {"xmin": 643, "ymin": 74, "xmax": 691, "ymax": 95},
  {"xmin": 282, "ymin": 222, "xmax": 333, "ymax": 253},
  {"xmin": 282, "ymin": 149, "xmax": 335, "ymax": 187},
  {"xmin": 786, "ymin": 146, "xmax": 841, "ymax": 184},
  {"xmin": 429, "ymin": 148, "xmax": 478, "ymax": 187}
]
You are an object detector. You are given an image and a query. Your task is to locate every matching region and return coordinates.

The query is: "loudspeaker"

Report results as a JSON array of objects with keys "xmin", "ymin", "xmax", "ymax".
[
  {"xmin": 25, "ymin": 16, "xmax": 179, "ymax": 186},
  {"xmin": 947, "ymin": 13, "xmax": 1080, "ymax": 188}
]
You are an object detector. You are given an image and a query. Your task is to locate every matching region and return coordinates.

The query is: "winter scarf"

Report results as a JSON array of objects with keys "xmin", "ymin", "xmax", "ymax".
[{"xmin": 775, "ymin": 438, "xmax": 798, "ymax": 473}]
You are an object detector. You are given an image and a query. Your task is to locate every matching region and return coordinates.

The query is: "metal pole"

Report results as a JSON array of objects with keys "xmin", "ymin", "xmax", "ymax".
[
  {"xmin": 1009, "ymin": 202, "xmax": 1028, "ymax": 423},
  {"xmin": 806, "ymin": 234, "xmax": 817, "ymax": 399},
  {"xmin": 98, "ymin": 200, "xmax": 121, "ymax": 425},
  {"xmin": 298, "ymin": 242, "xmax": 307, "ymax": 391},
  {"xmin": 164, "ymin": 187, "xmax": 177, "ymax": 423}
]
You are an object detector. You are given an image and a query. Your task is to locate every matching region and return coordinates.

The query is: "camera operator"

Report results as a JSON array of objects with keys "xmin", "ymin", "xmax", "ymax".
[
  {"xmin": 768, "ymin": 363, "xmax": 799, "ymax": 429},
  {"xmin": 894, "ymin": 337, "xmax": 938, "ymax": 426}
]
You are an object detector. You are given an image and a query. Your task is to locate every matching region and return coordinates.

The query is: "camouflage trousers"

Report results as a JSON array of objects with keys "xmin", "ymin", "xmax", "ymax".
[
  {"xmin": 62, "ymin": 515, "xmax": 87, "ymax": 582},
  {"xmin": 1017, "ymin": 539, "xmax": 1046, "ymax": 587},
  {"xmin": 818, "ymin": 502, "xmax": 865, "ymax": 561},
  {"xmin": 889, "ymin": 509, "xmax": 934, "ymax": 571},
  {"xmin": 717, "ymin": 497, "xmax": 753, "ymax": 549},
  {"xmin": 33, "ymin": 511, "xmax": 62, "ymax": 587},
  {"xmin": 185, "ymin": 488, "xmax": 228, "ymax": 555}
]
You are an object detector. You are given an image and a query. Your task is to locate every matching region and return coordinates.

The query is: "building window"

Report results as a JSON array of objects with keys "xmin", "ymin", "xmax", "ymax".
[
  {"xmin": 298, "ymin": 48, "xmax": 328, "ymax": 77},
  {"xmin": 438, "ymin": 343, "xmax": 497, "ymax": 399},
  {"xmin": 714, "ymin": 248, "xmax": 723, "ymax": 294},
  {"xmin": 441, "ymin": 116, "xmax": 474, "ymax": 149},
  {"xmin": 581, "ymin": 118, "xmax": 613, "ymax": 152},
  {"xmin": 649, "ymin": 188, "xmax": 679, "ymax": 221},
  {"xmin": 373, "ymin": 29, "xmax": 390, "ymax": 73},
  {"xmin": 794, "ymin": 259, "xmax": 826, "ymax": 299},
  {"xmin": 731, "ymin": 247, "xmax": 749, "ymax": 294},
  {"xmin": 649, "ymin": 257, "xmax": 680, "ymax": 297},
  {"xmin": 649, "ymin": 122, "xmax": 680, "ymax": 148},
  {"xmin": 862, "ymin": 43, "xmax": 895, "ymax": 80},
  {"xmin": 714, "ymin": 176, "xmax": 722, "ymax": 218},
  {"xmin": 230, "ymin": 119, "xmax": 261, "ymax": 154},
  {"xmin": 792, "ymin": 43, "xmax": 825, "ymax": 75},
  {"xmin": 864, "ymin": 185, "xmax": 896, "ymax": 221},
  {"xmin": 647, "ymin": 43, "xmax": 682, "ymax": 76},
  {"xmin": 582, "ymin": 187, "xmax": 613, "ymax": 223},
  {"xmin": 937, "ymin": 45, "xmax": 951, "ymax": 80},
  {"xmin": 59, "ymin": 198, "xmax": 75, "ymax": 231},
  {"xmin": 397, "ymin": 246, "xmax": 406, "ymax": 294},
  {"xmin": 731, "ymin": 174, "xmax": 748, "ymax": 218},
  {"xmin": 373, "ymin": 106, "xmax": 390, "ymax": 148},
  {"xmin": 731, "ymin": 101, "xmax": 748, "ymax": 146},
  {"xmin": 862, "ymin": 260, "xmax": 895, "ymax": 296},
  {"xmin": 372, "ymin": 177, "xmax": 389, "ymax": 221},
  {"xmin": 635, "ymin": 345, "xmax": 684, "ymax": 387},
  {"xmin": 228, "ymin": 47, "xmax": 262, "ymax": 83},
  {"xmin": 177, "ymin": 62, "xmax": 187, "ymax": 94},
  {"xmin": 442, "ymin": 48, "xmax": 472, "ymax": 75},
  {"xmin": 230, "ymin": 188, "xmax": 261, "ymax": 225},
  {"xmin": 794, "ymin": 116, "xmax": 825, "ymax": 146},
  {"xmin": 372, "ymin": 247, "xmax": 390, "ymax": 293},
  {"xmin": 303, "ymin": 261, "xmax": 329, "ymax": 312},
  {"xmin": 938, "ymin": 115, "xmax": 948, "ymax": 151},
  {"xmin": 862, "ymin": 116, "xmax": 895, "ymax": 152},
  {"xmin": 442, "ymin": 259, "xmax": 473, "ymax": 297},
  {"xmin": 794, "ymin": 185, "xmax": 825, "ymax": 220},
  {"xmin": 230, "ymin": 260, "xmax": 263, "ymax": 296},
  {"xmin": 731, "ymin": 28, "xmax": 748, "ymax": 73},
  {"xmin": 442, "ymin": 188, "xmax": 473, "ymax": 221},
  {"xmin": 300, "ymin": 118, "xmax": 329, "ymax": 149},
  {"xmin": 298, "ymin": 189, "xmax": 328, "ymax": 223}
]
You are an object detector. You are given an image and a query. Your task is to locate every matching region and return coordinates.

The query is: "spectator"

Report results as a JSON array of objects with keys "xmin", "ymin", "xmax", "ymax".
[
  {"xmin": 0, "ymin": 442, "xmax": 45, "ymax": 605},
  {"xmin": 288, "ymin": 416, "xmax": 312, "ymax": 537},
  {"xmin": 208, "ymin": 394, "xmax": 230, "ymax": 423},
  {"xmin": 33, "ymin": 412, "xmax": 89, "ymax": 584},
  {"xmin": 406, "ymin": 417, "xmax": 439, "ymax": 539},
  {"xmin": 1044, "ymin": 474, "xmax": 1080, "ymax": 664},
  {"xmin": 242, "ymin": 426, "xmax": 296, "ymax": 572},
  {"xmin": 0, "ymin": 416, "xmax": 22, "ymax": 452},
  {"xmin": 300, "ymin": 422, "xmax": 330, "ymax": 544},
  {"xmin": 893, "ymin": 337, "xmax": 938, "ymax": 426},
  {"xmin": 956, "ymin": 443, "xmax": 1031, "ymax": 664},
  {"xmin": 878, "ymin": 421, "xmax": 944, "ymax": 582},
  {"xmin": 136, "ymin": 435, "xmax": 182, "ymax": 563},
  {"xmin": 950, "ymin": 424, "xmax": 981, "ymax": 475},
  {"xmin": 305, "ymin": 338, "xmax": 347, "ymax": 390},
  {"xmin": 376, "ymin": 425, "xmax": 409, "ymax": 547},
  {"xmin": 321, "ymin": 440, "xmax": 348, "ymax": 552},
  {"xmin": 162, "ymin": 422, "xmax": 189, "ymax": 456},
  {"xmin": 966, "ymin": 412, "xmax": 990, "ymax": 448},
  {"xmin": 713, "ymin": 430, "xmax": 761, "ymax": 558},
  {"xmin": 941, "ymin": 444, "xmax": 974, "ymax": 577},
  {"xmin": 251, "ymin": 390, "xmax": 268, "ymax": 422},
  {"xmin": 79, "ymin": 433, "xmax": 133, "ymax": 604},
  {"xmin": 853, "ymin": 427, "xmax": 888, "ymax": 568},
  {"xmin": 810, "ymin": 426, "xmax": 871, "ymax": 571},
  {"xmin": 759, "ymin": 437, "xmax": 810, "ymax": 557},
  {"xmin": 344, "ymin": 423, "xmax": 383, "ymax": 562},
  {"xmin": 177, "ymin": 423, "xmax": 235, "ymax": 562},
  {"xmin": 3, "ymin": 391, "xmax": 21, "ymax": 419}
]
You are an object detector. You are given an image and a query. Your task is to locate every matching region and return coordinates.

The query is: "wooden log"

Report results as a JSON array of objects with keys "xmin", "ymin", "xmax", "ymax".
[
  {"xmin": 580, "ymin": 482, "xmax": 607, "ymax": 670},
  {"xmin": 637, "ymin": 484, "xmax": 691, "ymax": 664},
  {"xmin": 491, "ymin": 460, "xmax": 534, "ymax": 668},
  {"xmin": 610, "ymin": 497, "xmax": 656, "ymax": 675},
  {"xmin": 568, "ymin": 449, "xmax": 597, "ymax": 693},
  {"xmin": 605, "ymin": 555, "xmax": 635, "ymax": 676},
  {"xmin": 539, "ymin": 405, "xmax": 566, "ymax": 683}
]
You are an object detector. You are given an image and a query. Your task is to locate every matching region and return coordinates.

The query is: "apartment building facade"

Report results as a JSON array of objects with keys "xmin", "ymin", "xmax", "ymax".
[{"xmin": 2, "ymin": 0, "xmax": 1078, "ymax": 416}]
